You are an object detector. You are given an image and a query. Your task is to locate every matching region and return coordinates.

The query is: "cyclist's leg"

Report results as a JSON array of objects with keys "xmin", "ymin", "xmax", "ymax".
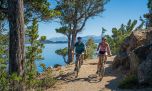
[
  {"xmin": 80, "ymin": 53, "xmax": 84, "ymax": 65},
  {"xmin": 104, "ymin": 52, "xmax": 107, "ymax": 64},
  {"xmin": 104, "ymin": 55, "xmax": 107, "ymax": 64},
  {"xmin": 74, "ymin": 54, "xmax": 79, "ymax": 71},
  {"xmin": 97, "ymin": 55, "xmax": 101, "ymax": 73}
]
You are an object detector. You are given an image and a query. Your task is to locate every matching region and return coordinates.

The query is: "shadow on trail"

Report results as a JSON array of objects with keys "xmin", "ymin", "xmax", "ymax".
[
  {"xmin": 103, "ymin": 61, "xmax": 123, "ymax": 91},
  {"xmin": 57, "ymin": 59, "xmax": 123, "ymax": 90},
  {"xmin": 57, "ymin": 71, "xmax": 102, "ymax": 83}
]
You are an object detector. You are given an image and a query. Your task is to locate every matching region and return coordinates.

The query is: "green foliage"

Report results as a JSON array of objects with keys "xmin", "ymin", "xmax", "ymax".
[
  {"xmin": 85, "ymin": 37, "xmax": 97, "ymax": 59},
  {"xmin": 106, "ymin": 19, "xmax": 144, "ymax": 55},
  {"xmin": 0, "ymin": 70, "xmax": 9, "ymax": 91},
  {"xmin": 40, "ymin": 63, "xmax": 47, "ymax": 72},
  {"xmin": 59, "ymin": 70, "xmax": 64, "ymax": 76},
  {"xmin": 55, "ymin": 47, "xmax": 68, "ymax": 64},
  {"xmin": 54, "ymin": 64, "xmax": 62, "ymax": 68},
  {"xmin": 40, "ymin": 36, "xmax": 47, "ymax": 41},
  {"xmin": 0, "ymin": 21, "xmax": 9, "ymax": 91},
  {"xmin": 56, "ymin": 0, "xmax": 109, "ymax": 63},
  {"xmin": 40, "ymin": 77, "xmax": 57, "ymax": 89},
  {"xmin": 0, "ymin": 72, "xmax": 23, "ymax": 90},
  {"xmin": 26, "ymin": 18, "xmax": 45, "ymax": 73},
  {"xmin": 56, "ymin": 27, "xmax": 70, "ymax": 37},
  {"xmin": 148, "ymin": 0, "xmax": 152, "ymax": 10},
  {"xmin": 25, "ymin": 18, "xmax": 57, "ymax": 90},
  {"xmin": 119, "ymin": 75, "xmax": 138, "ymax": 89},
  {"xmin": 102, "ymin": 27, "xmax": 107, "ymax": 36},
  {"xmin": 0, "ymin": 0, "xmax": 59, "ymax": 23},
  {"xmin": 55, "ymin": 47, "xmax": 68, "ymax": 57}
]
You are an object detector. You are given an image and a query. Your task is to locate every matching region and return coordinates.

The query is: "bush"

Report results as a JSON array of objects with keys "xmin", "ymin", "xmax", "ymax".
[
  {"xmin": 119, "ymin": 75, "xmax": 138, "ymax": 89},
  {"xmin": 85, "ymin": 37, "xmax": 97, "ymax": 59},
  {"xmin": 54, "ymin": 64, "xmax": 62, "ymax": 68},
  {"xmin": 40, "ymin": 77, "xmax": 57, "ymax": 89}
]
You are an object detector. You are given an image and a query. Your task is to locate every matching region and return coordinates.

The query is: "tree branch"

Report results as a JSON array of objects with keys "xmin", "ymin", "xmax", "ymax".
[{"xmin": 77, "ymin": 17, "xmax": 88, "ymax": 33}]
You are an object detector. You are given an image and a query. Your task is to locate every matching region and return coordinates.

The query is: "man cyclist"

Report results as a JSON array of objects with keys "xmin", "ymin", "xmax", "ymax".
[
  {"xmin": 96, "ymin": 37, "xmax": 111, "ymax": 74},
  {"xmin": 74, "ymin": 37, "xmax": 85, "ymax": 77}
]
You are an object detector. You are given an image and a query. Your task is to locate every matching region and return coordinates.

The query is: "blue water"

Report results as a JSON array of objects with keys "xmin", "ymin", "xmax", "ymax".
[{"xmin": 36, "ymin": 43, "xmax": 67, "ymax": 72}]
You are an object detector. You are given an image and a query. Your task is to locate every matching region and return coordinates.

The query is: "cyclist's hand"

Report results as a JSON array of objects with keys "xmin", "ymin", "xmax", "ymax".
[
  {"xmin": 96, "ymin": 51, "xmax": 99, "ymax": 55},
  {"xmin": 107, "ymin": 54, "xmax": 112, "ymax": 57}
]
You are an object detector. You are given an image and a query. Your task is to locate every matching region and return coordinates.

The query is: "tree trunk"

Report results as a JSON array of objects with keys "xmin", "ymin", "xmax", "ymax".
[
  {"xmin": 70, "ymin": 33, "xmax": 77, "ymax": 63},
  {"xmin": 67, "ymin": 34, "xmax": 72, "ymax": 64},
  {"xmin": 8, "ymin": 0, "xmax": 25, "ymax": 76}
]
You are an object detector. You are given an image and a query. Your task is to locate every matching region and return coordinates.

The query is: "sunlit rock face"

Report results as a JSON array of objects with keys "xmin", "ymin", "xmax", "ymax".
[{"xmin": 112, "ymin": 28, "xmax": 152, "ymax": 84}]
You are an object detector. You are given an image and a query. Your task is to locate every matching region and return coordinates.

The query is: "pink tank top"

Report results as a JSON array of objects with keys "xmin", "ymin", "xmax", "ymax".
[{"xmin": 99, "ymin": 43, "xmax": 107, "ymax": 51}]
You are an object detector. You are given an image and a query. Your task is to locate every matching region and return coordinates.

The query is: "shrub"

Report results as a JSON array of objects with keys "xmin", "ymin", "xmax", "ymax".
[
  {"xmin": 54, "ymin": 64, "xmax": 62, "ymax": 68},
  {"xmin": 85, "ymin": 37, "xmax": 97, "ymax": 59},
  {"xmin": 119, "ymin": 75, "xmax": 138, "ymax": 89}
]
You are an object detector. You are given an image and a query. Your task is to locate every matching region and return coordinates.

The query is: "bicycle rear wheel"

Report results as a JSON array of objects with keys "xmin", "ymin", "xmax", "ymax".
[
  {"xmin": 75, "ymin": 54, "xmax": 81, "ymax": 78},
  {"xmin": 98, "ymin": 54, "xmax": 105, "ymax": 81}
]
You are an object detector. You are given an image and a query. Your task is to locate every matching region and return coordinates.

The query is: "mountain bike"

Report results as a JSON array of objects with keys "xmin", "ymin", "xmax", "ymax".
[
  {"xmin": 74, "ymin": 53, "xmax": 84, "ymax": 78},
  {"xmin": 97, "ymin": 54, "xmax": 105, "ymax": 81}
]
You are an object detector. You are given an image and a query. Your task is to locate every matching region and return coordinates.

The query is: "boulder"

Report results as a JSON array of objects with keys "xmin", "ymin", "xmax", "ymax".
[
  {"xmin": 112, "ymin": 28, "xmax": 152, "ymax": 86},
  {"xmin": 112, "ymin": 29, "xmax": 152, "ymax": 71},
  {"xmin": 137, "ymin": 45, "xmax": 152, "ymax": 84}
]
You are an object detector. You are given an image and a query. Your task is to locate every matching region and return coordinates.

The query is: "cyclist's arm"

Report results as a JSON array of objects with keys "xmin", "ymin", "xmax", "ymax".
[
  {"xmin": 97, "ymin": 43, "xmax": 100, "ymax": 51},
  {"xmin": 82, "ymin": 43, "xmax": 85, "ymax": 53},
  {"xmin": 106, "ymin": 43, "xmax": 111, "ymax": 55}
]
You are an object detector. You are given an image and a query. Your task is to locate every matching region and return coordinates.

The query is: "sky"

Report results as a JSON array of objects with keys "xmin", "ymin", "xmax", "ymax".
[{"xmin": 38, "ymin": 0, "xmax": 148, "ymax": 39}]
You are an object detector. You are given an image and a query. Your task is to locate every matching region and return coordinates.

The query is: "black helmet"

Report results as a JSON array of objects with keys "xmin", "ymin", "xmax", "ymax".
[
  {"xmin": 77, "ymin": 37, "xmax": 82, "ymax": 40},
  {"xmin": 102, "ymin": 37, "xmax": 106, "ymax": 40}
]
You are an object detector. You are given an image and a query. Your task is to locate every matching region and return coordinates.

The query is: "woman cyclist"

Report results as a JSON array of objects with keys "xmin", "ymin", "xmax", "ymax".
[{"xmin": 96, "ymin": 37, "xmax": 111, "ymax": 74}]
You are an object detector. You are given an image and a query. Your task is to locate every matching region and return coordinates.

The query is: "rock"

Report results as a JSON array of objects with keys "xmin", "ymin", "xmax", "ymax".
[
  {"xmin": 112, "ymin": 29, "xmax": 152, "ymax": 71},
  {"xmin": 112, "ymin": 52, "xmax": 129, "ymax": 70},
  {"xmin": 137, "ymin": 46, "xmax": 152, "ymax": 84},
  {"xmin": 128, "ymin": 44, "xmax": 152, "ymax": 74},
  {"xmin": 138, "ymin": 53, "xmax": 152, "ymax": 84},
  {"xmin": 129, "ymin": 52, "xmax": 140, "ymax": 74},
  {"xmin": 112, "ymin": 28, "xmax": 152, "ymax": 86}
]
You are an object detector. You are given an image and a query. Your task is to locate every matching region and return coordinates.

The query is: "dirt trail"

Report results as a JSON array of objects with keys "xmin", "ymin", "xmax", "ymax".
[
  {"xmin": 49, "ymin": 56, "xmax": 123, "ymax": 91},
  {"xmin": 48, "ymin": 56, "xmax": 151, "ymax": 91}
]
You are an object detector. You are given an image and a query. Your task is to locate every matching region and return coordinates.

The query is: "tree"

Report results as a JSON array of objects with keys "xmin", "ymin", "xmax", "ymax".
[
  {"xmin": 56, "ymin": 0, "xmax": 109, "ymax": 63},
  {"xmin": 0, "ymin": 0, "xmax": 57, "ymax": 76},
  {"xmin": 26, "ymin": 18, "xmax": 45, "ymax": 73},
  {"xmin": 144, "ymin": 0, "xmax": 152, "ymax": 27},
  {"xmin": 55, "ymin": 27, "xmax": 72, "ymax": 64},
  {"xmin": 55, "ymin": 47, "xmax": 68, "ymax": 64},
  {"xmin": 106, "ymin": 19, "xmax": 144, "ymax": 54},
  {"xmin": 0, "ymin": 21, "xmax": 9, "ymax": 90},
  {"xmin": 8, "ymin": 0, "xmax": 25, "ymax": 76},
  {"xmin": 25, "ymin": 18, "xmax": 46, "ymax": 89},
  {"xmin": 0, "ymin": 0, "xmax": 57, "ymax": 89},
  {"xmin": 85, "ymin": 38, "xmax": 97, "ymax": 59}
]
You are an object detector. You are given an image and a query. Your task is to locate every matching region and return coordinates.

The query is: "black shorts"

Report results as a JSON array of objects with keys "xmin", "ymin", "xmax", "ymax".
[{"xmin": 99, "ymin": 51, "xmax": 106, "ymax": 55}]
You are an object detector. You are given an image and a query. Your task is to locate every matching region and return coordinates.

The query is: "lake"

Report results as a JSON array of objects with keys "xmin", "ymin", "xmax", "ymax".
[
  {"xmin": 36, "ymin": 43, "xmax": 98, "ymax": 72},
  {"xmin": 36, "ymin": 43, "xmax": 67, "ymax": 72}
]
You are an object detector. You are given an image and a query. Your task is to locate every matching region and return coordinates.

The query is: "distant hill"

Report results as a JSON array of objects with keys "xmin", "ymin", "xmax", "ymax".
[
  {"xmin": 49, "ymin": 37, "xmax": 68, "ymax": 42},
  {"xmin": 41, "ymin": 35, "xmax": 101, "ymax": 44}
]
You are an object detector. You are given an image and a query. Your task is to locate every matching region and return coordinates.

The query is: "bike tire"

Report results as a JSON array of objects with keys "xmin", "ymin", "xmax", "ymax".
[{"xmin": 98, "ymin": 54, "xmax": 105, "ymax": 81}]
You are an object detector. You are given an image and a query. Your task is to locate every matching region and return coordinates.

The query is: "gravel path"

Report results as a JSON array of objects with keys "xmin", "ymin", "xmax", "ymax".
[{"xmin": 48, "ymin": 56, "xmax": 152, "ymax": 91}]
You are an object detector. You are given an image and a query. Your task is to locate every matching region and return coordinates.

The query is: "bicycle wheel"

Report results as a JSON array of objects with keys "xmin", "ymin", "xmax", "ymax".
[
  {"xmin": 98, "ymin": 54, "xmax": 105, "ymax": 80},
  {"xmin": 75, "ymin": 54, "xmax": 80, "ymax": 78}
]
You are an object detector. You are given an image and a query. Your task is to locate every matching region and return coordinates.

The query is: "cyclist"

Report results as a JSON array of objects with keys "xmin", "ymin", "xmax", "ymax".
[
  {"xmin": 96, "ymin": 37, "xmax": 111, "ymax": 74},
  {"xmin": 74, "ymin": 37, "xmax": 85, "ymax": 77}
]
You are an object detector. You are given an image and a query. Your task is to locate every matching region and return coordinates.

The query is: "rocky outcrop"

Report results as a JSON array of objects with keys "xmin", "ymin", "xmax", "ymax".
[
  {"xmin": 112, "ymin": 28, "xmax": 152, "ymax": 84},
  {"xmin": 136, "ymin": 45, "xmax": 152, "ymax": 84},
  {"xmin": 113, "ymin": 29, "xmax": 152, "ymax": 70}
]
